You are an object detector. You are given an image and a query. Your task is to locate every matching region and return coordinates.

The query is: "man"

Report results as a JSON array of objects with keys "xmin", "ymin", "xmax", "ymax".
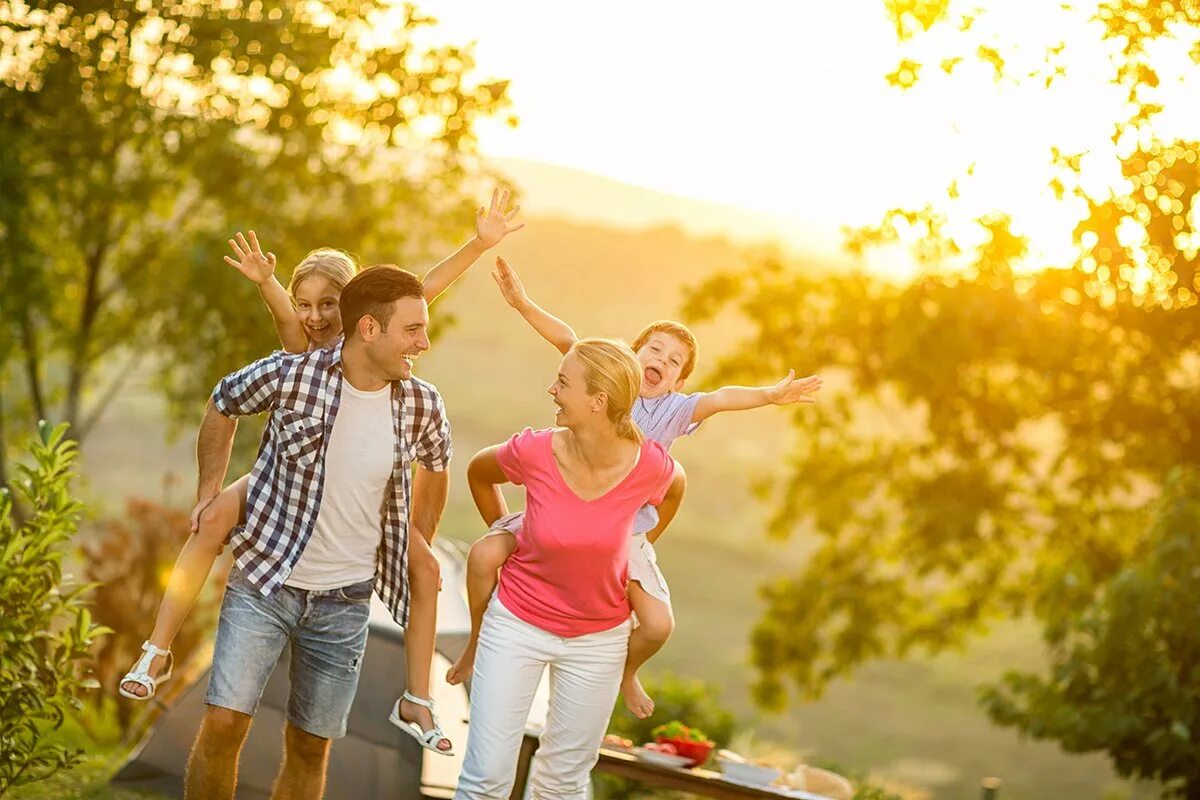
[{"xmin": 183, "ymin": 265, "xmax": 451, "ymax": 800}]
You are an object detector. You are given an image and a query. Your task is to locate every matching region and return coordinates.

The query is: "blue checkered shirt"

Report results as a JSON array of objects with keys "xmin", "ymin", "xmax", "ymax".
[{"xmin": 210, "ymin": 338, "xmax": 452, "ymax": 626}]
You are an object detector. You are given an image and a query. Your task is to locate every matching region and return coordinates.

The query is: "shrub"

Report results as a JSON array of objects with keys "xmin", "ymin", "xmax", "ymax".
[{"xmin": 0, "ymin": 422, "xmax": 109, "ymax": 796}]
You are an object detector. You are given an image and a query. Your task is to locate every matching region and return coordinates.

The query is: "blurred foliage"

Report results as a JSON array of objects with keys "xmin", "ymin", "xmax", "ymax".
[
  {"xmin": 684, "ymin": 0, "xmax": 1200, "ymax": 793},
  {"xmin": 981, "ymin": 468, "xmax": 1200, "ymax": 796},
  {"xmin": 0, "ymin": 422, "xmax": 110, "ymax": 796},
  {"xmin": 0, "ymin": 1, "xmax": 511, "ymax": 478},
  {"xmin": 79, "ymin": 498, "xmax": 223, "ymax": 735}
]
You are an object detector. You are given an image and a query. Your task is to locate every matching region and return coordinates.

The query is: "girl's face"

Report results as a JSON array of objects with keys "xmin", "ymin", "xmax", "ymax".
[
  {"xmin": 547, "ymin": 351, "xmax": 599, "ymax": 429},
  {"xmin": 635, "ymin": 332, "xmax": 689, "ymax": 399},
  {"xmin": 293, "ymin": 275, "xmax": 342, "ymax": 347}
]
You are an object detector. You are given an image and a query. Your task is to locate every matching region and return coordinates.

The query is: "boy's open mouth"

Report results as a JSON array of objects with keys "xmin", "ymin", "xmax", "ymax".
[{"xmin": 643, "ymin": 366, "xmax": 663, "ymax": 387}]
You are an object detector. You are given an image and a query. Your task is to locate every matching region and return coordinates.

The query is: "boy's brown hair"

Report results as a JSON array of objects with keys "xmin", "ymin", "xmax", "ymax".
[{"xmin": 630, "ymin": 320, "xmax": 699, "ymax": 380}]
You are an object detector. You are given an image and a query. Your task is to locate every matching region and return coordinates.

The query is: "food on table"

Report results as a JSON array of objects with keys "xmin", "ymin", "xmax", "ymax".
[
  {"xmin": 602, "ymin": 734, "xmax": 634, "ymax": 750},
  {"xmin": 783, "ymin": 765, "xmax": 854, "ymax": 800}
]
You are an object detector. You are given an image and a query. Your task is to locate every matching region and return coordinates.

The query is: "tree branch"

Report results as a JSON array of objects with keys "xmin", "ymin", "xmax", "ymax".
[{"xmin": 75, "ymin": 348, "xmax": 149, "ymax": 441}]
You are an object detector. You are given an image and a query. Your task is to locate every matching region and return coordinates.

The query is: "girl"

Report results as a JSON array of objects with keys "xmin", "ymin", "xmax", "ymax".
[{"xmin": 119, "ymin": 191, "xmax": 523, "ymax": 756}]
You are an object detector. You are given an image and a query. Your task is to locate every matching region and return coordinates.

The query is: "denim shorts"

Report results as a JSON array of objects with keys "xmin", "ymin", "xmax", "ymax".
[{"xmin": 205, "ymin": 568, "xmax": 373, "ymax": 739}]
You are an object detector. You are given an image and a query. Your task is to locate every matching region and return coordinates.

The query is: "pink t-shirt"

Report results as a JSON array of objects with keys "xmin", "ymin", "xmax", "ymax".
[{"xmin": 494, "ymin": 427, "xmax": 676, "ymax": 637}]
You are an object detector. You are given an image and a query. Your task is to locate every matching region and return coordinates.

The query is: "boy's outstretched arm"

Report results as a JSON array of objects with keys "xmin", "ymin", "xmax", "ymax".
[
  {"xmin": 225, "ymin": 230, "xmax": 308, "ymax": 353},
  {"xmin": 492, "ymin": 255, "xmax": 579, "ymax": 355},
  {"xmin": 692, "ymin": 370, "xmax": 823, "ymax": 424},
  {"xmin": 422, "ymin": 188, "xmax": 524, "ymax": 304},
  {"xmin": 645, "ymin": 462, "xmax": 686, "ymax": 545}
]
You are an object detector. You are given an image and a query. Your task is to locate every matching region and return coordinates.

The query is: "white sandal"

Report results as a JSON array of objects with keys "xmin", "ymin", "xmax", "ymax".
[
  {"xmin": 388, "ymin": 691, "xmax": 454, "ymax": 756},
  {"xmin": 118, "ymin": 641, "xmax": 173, "ymax": 700}
]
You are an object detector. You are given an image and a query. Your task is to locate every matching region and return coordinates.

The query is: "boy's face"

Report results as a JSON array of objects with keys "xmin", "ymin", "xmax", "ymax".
[{"xmin": 636, "ymin": 332, "xmax": 690, "ymax": 399}]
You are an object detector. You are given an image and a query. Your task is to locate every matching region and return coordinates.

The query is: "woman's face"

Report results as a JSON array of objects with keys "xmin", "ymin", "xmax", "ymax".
[
  {"xmin": 547, "ymin": 351, "xmax": 598, "ymax": 428},
  {"xmin": 293, "ymin": 275, "xmax": 342, "ymax": 347}
]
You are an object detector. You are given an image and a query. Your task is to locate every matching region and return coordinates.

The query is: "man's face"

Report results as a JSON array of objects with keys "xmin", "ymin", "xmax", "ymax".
[{"xmin": 363, "ymin": 296, "xmax": 431, "ymax": 380}]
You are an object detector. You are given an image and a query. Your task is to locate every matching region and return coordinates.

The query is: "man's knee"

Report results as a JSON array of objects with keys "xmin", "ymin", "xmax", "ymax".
[
  {"xmin": 284, "ymin": 722, "xmax": 331, "ymax": 767},
  {"xmin": 198, "ymin": 706, "xmax": 251, "ymax": 753}
]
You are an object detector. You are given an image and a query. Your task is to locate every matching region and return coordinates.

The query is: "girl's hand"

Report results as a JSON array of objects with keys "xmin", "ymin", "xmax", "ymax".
[
  {"xmin": 224, "ymin": 230, "xmax": 277, "ymax": 285},
  {"xmin": 475, "ymin": 188, "xmax": 524, "ymax": 249},
  {"xmin": 765, "ymin": 370, "xmax": 823, "ymax": 405},
  {"xmin": 491, "ymin": 256, "xmax": 530, "ymax": 309}
]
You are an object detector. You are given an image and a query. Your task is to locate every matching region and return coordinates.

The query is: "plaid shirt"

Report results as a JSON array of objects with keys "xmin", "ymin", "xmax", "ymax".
[{"xmin": 211, "ymin": 338, "xmax": 452, "ymax": 626}]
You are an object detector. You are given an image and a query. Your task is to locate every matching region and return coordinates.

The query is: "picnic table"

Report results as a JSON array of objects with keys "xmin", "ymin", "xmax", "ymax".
[{"xmin": 509, "ymin": 732, "xmax": 832, "ymax": 800}]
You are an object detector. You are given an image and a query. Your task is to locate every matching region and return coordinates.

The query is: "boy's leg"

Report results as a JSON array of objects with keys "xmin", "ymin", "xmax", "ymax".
[
  {"xmin": 395, "ymin": 530, "xmax": 451, "ymax": 750},
  {"xmin": 621, "ymin": 581, "xmax": 675, "ymax": 719},
  {"xmin": 123, "ymin": 474, "xmax": 249, "ymax": 697},
  {"xmin": 446, "ymin": 530, "xmax": 517, "ymax": 685}
]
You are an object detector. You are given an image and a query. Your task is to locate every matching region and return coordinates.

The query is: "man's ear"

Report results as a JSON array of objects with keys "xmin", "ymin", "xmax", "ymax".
[{"xmin": 357, "ymin": 314, "xmax": 378, "ymax": 342}]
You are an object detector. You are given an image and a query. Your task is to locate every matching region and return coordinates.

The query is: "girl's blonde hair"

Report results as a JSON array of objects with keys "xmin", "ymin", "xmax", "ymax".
[
  {"xmin": 570, "ymin": 338, "xmax": 644, "ymax": 443},
  {"xmin": 288, "ymin": 248, "xmax": 358, "ymax": 297}
]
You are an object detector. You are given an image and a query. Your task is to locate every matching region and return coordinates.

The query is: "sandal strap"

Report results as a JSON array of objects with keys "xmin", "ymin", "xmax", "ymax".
[
  {"xmin": 141, "ymin": 640, "xmax": 171, "ymax": 657},
  {"xmin": 402, "ymin": 691, "xmax": 435, "ymax": 710}
]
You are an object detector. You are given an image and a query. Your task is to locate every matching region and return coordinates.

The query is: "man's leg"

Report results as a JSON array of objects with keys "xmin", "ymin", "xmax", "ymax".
[
  {"xmin": 184, "ymin": 706, "xmax": 252, "ymax": 800},
  {"xmin": 271, "ymin": 721, "xmax": 333, "ymax": 800},
  {"xmin": 188, "ymin": 568, "xmax": 295, "ymax": 799},
  {"xmin": 446, "ymin": 530, "xmax": 517, "ymax": 685}
]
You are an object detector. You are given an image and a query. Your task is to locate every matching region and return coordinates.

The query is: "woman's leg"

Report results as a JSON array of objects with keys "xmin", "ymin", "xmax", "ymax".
[
  {"xmin": 454, "ymin": 599, "xmax": 550, "ymax": 800},
  {"xmin": 395, "ymin": 529, "xmax": 451, "ymax": 751},
  {"xmin": 446, "ymin": 531, "xmax": 517, "ymax": 685},
  {"xmin": 121, "ymin": 474, "xmax": 249, "ymax": 698},
  {"xmin": 532, "ymin": 618, "xmax": 632, "ymax": 800},
  {"xmin": 621, "ymin": 581, "xmax": 675, "ymax": 719}
]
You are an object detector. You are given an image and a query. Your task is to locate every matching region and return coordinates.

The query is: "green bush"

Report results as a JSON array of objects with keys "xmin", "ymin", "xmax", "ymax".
[{"xmin": 0, "ymin": 422, "xmax": 109, "ymax": 797}]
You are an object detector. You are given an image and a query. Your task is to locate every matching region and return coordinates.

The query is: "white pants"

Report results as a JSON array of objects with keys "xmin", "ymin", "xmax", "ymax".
[{"xmin": 455, "ymin": 596, "xmax": 632, "ymax": 800}]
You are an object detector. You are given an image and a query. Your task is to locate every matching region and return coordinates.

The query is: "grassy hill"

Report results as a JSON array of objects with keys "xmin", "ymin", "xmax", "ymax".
[{"xmin": 74, "ymin": 215, "xmax": 1140, "ymax": 800}]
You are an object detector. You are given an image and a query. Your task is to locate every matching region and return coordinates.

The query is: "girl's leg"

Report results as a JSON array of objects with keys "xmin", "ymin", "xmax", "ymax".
[
  {"xmin": 395, "ymin": 529, "xmax": 451, "ymax": 751},
  {"xmin": 120, "ymin": 475, "xmax": 249, "ymax": 698},
  {"xmin": 620, "ymin": 581, "xmax": 675, "ymax": 719},
  {"xmin": 446, "ymin": 531, "xmax": 517, "ymax": 686}
]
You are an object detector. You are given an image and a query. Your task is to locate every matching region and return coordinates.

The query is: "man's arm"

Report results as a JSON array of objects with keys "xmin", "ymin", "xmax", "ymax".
[
  {"xmin": 645, "ymin": 462, "xmax": 686, "ymax": 545},
  {"xmin": 422, "ymin": 188, "xmax": 524, "ymax": 304},
  {"xmin": 225, "ymin": 230, "xmax": 308, "ymax": 353},
  {"xmin": 692, "ymin": 370, "xmax": 823, "ymax": 424},
  {"xmin": 492, "ymin": 256, "xmax": 579, "ymax": 355},
  {"xmin": 409, "ymin": 465, "xmax": 449, "ymax": 546},
  {"xmin": 192, "ymin": 398, "xmax": 238, "ymax": 530},
  {"xmin": 466, "ymin": 445, "xmax": 511, "ymax": 528}
]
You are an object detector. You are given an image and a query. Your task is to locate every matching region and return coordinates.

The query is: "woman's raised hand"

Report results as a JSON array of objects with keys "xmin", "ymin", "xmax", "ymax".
[
  {"xmin": 224, "ymin": 230, "xmax": 277, "ymax": 285},
  {"xmin": 492, "ymin": 256, "xmax": 530, "ymax": 309},
  {"xmin": 475, "ymin": 188, "xmax": 524, "ymax": 249}
]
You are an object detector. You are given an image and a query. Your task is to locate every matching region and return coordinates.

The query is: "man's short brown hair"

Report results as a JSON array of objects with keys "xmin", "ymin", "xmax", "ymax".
[
  {"xmin": 630, "ymin": 320, "xmax": 699, "ymax": 380},
  {"xmin": 339, "ymin": 264, "xmax": 424, "ymax": 339}
]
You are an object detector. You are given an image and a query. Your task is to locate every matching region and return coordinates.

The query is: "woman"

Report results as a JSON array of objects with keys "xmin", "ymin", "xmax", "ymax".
[{"xmin": 455, "ymin": 338, "xmax": 685, "ymax": 799}]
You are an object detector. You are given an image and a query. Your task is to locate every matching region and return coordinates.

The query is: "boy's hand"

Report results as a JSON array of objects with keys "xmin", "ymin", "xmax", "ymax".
[
  {"xmin": 765, "ymin": 370, "xmax": 823, "ymax": 405},
  {"xmin": 475, "ymin": 188, "xmax": 524, "ymax": 248},
  {"xmin": 492, "ymin": 256, "xmax": 530, "ymax": 309},
  {"xmin": 224, "ymin": 230, "xmax": 276, "ymax": 285}
]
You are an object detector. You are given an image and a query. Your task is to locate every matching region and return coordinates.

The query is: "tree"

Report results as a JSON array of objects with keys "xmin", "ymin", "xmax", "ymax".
[
  {"xmin": 683, "ymin": 0, "xmax": 1200, "ymax": 789},
  {"xmin": 0, "ymin": 422, "xmax": 109, "ymax": 796},
  {"xmin": 0, "ymin": 1, "xmax": 512, "ymax": 479}
]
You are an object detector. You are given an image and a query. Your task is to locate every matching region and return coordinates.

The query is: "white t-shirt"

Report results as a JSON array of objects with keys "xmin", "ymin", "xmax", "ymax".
[{"xmin": 285, "ymin": 380, "xmax": 394, "ymax": 590}]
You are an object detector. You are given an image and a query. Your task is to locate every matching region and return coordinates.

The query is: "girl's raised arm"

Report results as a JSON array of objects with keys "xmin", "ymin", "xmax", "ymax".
[{"xmin": 225, "ymin": 231, "xmax": 308, "ymax": 353}]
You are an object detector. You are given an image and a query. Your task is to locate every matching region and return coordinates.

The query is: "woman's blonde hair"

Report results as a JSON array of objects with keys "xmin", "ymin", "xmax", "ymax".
[
  {"xmin": 569, "ymin": 338, "xmax": 643, "ymax": 443},
  {"xmin": 288, "ymin": 248, "xmax": 358, "ymax": 297}
]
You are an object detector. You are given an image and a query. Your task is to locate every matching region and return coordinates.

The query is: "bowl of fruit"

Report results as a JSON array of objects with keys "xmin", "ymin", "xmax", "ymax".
[{"xmin": 651, "ymin": 721, "xmax": 715, "ymax": 767}]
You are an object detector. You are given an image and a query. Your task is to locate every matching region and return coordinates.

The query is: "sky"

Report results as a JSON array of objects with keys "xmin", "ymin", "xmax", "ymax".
[{"xmin": 405, "ymin": 0, "xmax": 1194, "ymax": 273}]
